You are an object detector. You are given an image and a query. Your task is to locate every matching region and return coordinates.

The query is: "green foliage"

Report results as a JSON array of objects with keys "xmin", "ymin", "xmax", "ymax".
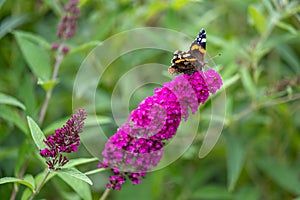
[
  {"xmin": 0, "ymin": 0, "xmax": 300, "ymax": 199},
  {"xmin": 225, "ymin": 134, "xmax": 245, "ymax": 192},
  {"xmin": 0, "ymin": 15, "xmax": 29, "ymax": 39},
  {"xmin": 0, "ymin": 92, "xmax": 26, "ymax": 110},
  {"xmin": 249, "ymin": 5, "xmax": 267, "ymax": 35},
  {"xmin": 59, "ymin": 168, "xmax": 93, "ymax": 186},
  {"xmin": 27, "ymin": 116, "xmax": 47, "ymax": 150},
  {"xmin": 57, "ymin": 172, "xmax": 92, "ymax": 200},
  {"xmin": 14, "ymin": 31, "xmax": 52, "ymax": 82}
]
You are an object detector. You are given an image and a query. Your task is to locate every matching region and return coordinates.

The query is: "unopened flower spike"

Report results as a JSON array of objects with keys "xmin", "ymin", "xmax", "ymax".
[
  {"xmin": 40, "ymin": 109, "xmax": 87, "ymax": 170},
  {"xmin": 51, "ymin": 0, "xmax": 81, "ymax": 54}
]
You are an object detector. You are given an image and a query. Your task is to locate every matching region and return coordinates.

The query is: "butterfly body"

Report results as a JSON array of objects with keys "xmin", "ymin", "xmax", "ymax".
[{"xmin": 169, "ymin": 29, "xmax": 207, "ymax": 75}]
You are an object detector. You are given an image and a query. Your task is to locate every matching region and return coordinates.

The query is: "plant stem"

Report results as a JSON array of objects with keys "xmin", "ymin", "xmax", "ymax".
[
  {"xmin": 99, "ymin": 188, "xmax": 111, "ymax": 200},
  {"xmin": 9, "ymin": 160, "xmax": 28, "ymax": 200},
  {"xmin": 38, "ymin": 49, "xmax": 64, "ymax": 125},
  {"xmin": 38, "ymin": 89, "xmax": 52, "ymax": 124},
  {"xmin": 29, "ymin": 170, "xmax": 51, "ymax": 200}
]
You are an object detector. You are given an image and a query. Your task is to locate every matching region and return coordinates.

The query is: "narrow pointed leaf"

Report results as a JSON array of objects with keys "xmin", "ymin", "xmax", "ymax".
[
  {"xmin": 257, "ymin": 158, "xmax": 300, "ymax": 194},
  {"xmin": 27, "ymin": 116, "xmax": 47, "ymax": 150},
  {"xmin": 0, "ymin": 177, "xmax": 34, "ymax": 191},
  {"xmin": 63, "ymin": 157, "xmax": 98, "ymax": 168},
  {"xmin": 14, "ymin": 31, "xmax": 51, "ymax": 81},
  {"xmin": 0, "ymin": 15, "xmax": 28, "ymax": 39},
  {"xmin": 23, "ymin": 174, "xmax": 35, "ymax": 189},
  {"xmin": 0, "ymin": 92, "xmax": 26, "ymax": 110},
  {"xmin": 0, "ymin": 106, "xmax": 28, "ymax": 135},
  {"xmin": 248, "ymin": 5, "xmax": 267, "ymax": 35},
  {"xmin": 192, "ymin": 185, "xmax": 232, "ymax": 199},
  {"xmin": 59, "ymin": 168, "xmax": 93, "ymax": 185},
  {"xmin": 240, "ymin": 67, "xmax": 255, "ymax": 99},
  {"xmin": 225, "ymin": 134, "xmax": 245, "ymax": 191},
  {"xmin": 57, "ymin": 171, "xmax": 92, "ymax": 200},
  {"xmin": 0, "ymin": 0, "xmax": 7, "ymax": 9}
]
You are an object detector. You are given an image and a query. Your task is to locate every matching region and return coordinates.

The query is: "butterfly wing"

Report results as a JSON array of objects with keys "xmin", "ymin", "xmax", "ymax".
[
  {"xmin": 169, "ymin": 50, "xmax": 197, "ymax": 74},
  {"xmin": 189, "ymin": 29, "xmax": 207, "ymax": 70},
  {"xmin": 169, "ymin": 29, "xmax": 207, "ymax": 75}
]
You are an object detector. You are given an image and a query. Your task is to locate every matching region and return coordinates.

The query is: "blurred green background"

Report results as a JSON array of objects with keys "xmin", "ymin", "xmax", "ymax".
[{"xmin": 0, "ymin": 0, "xmax": 300, "ymax": 199}]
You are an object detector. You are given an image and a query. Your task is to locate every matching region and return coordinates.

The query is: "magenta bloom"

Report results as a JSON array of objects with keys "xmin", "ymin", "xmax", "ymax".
[
  {"xmin": 40, "ymin": 109, "xmax": 87, "ymax": 170},
  {"xmin": 98, "ymin": 70, "xmax": 223, "ymax": 190}
]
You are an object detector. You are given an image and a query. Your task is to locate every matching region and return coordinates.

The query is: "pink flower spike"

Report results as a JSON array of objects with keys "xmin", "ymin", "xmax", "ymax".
[{"xmin": 98, "ymin": 70, "xmax": 223, "ymax": 190}]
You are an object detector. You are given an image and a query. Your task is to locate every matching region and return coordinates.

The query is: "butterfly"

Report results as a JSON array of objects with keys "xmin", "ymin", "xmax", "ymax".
[{"xmin": 168, "ymin": 28, "xmax": 207, "ymax": 75}]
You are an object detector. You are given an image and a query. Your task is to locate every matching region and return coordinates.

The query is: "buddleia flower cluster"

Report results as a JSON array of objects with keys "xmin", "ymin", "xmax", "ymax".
[
  {"xmin": 98, "ymin": 70, "xmax": 223, "ymax": 190},
  {"xmin": 40, "ymin": 109, "xmax": 87, "ymax": 170}
]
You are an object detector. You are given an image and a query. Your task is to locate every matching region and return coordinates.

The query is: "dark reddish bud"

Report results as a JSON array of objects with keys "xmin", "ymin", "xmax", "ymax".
[
  {"xmin": 51, "ymin": 42, "xmax": 60, "ymax": 50},
  {"xmin": 62, "ymin": 46, "xmax": 70, "ymax": 54}
]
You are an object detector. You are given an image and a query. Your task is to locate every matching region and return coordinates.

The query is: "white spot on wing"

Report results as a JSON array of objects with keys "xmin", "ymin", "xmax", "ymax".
[{"xmin": 183, "ymin": 53, "xmax": 190, "ymax": 58}]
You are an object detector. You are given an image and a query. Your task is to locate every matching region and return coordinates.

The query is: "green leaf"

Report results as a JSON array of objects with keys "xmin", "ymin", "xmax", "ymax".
[
  {"xmin": 264, "ymin": 34, "xmax": 297, "ymax": 51},
  {"xmin": 276, "ymin": 21, "xmax": 298, "ymax": 35},
  {"xmin": 0, "ymin": 15, "xmax": 29, "ymax": 39},
  {"xmin": 0, "ymin": 147, "xmax": 18, "ymax": 162},
  {"xmin": 0, "ymin": 92, "xmax": 26, "ymax": 110},
  {"xmin": 27, "ymin": 116, "xmax": 47, "ymax": 150},
  {"xmin": 257, "ymin": 158, "xmax": 300, "ymax": 194},
  {"xmin": 0, "ymin": 177, "xmax": 35, "ymax": 191},
  {"xmin": 84, "ymin": 168, "xmax": 107, "ymax": 176},
  {"xmin": 21, "ymin": 170, "xmax": 56, "ymax": 200},
  {"xmin": 14, "ymin": 31, "xmax": 51, "ymax": 81},
  {"xmin": 57, "ymin": 171, "xmax": 92, "ymax": 200},
  {"xmin": 248, "ymin": 5, "xmax": 267, "ymax": 35},
  {"xmin": 38, "ymin": 79, "xmax": 58, "ymax": 92},
  {"xmin": 222, "ymin": 74, "xmax": 240, "ymax": 90},
  {"xmin": 234, "ymin": 185, "xmax": 260, "ymax": 200},
  {"xmin": 262, "ymin": 0, "xmax": 274, "ymax": 14},
  {"xmin": 192, "ymin": 185, "xmax": 232, "ymax": 199},
  {"xmin": 59, "ymin": 168, "xmax": 93, "ymax": 185},
  {"xmin": 15, "ymin": 141, "xmax": 34, "ymax": 176},
  {"xmin": 0, "ymin": 0, "xmax": 6, "ymax": 9},
  {"xmin": 225, "ymin": 134, "xmax": 245, "ymax": 191},
  {"xmin": 14, "ymin": 31, "xmax": 51, "ymax": 49},
  {"xmin": 43, "ymin": 0, "xmax": 63, "ymax": 16},
  {"xmin": 17, "ymin": 74, "xmax": 37, "ymax": 116},
  {"xmin": 68, "ymin": 41, "xmax": 100, "ymax": 55},
  {"xmin": 240, "ymin": 67, "xmax": 255, "ymax": 99},
  {"xmin": 23, "ymin": 174, "xmax": 35, "ymax": 189},
  {"xmin": 85, "ymin": 115, "xmax": 112, "ymax": 126},
  {"xmin": 63, "ymin": 157, "xmax": 98, "ymax": 168},
  {"xmin": 171, "ymin": 0, "xmax": 191, "ymax": 10},
  {"xmin": 21, "ymin": 188, "xmax": 32, "ymax": 200},
  {"xmin": 0, "ymin": 105, "xmax": 28, "ymax": 135},
  {"xmin": 79, "ymin": 0, "xmax": 88, "ymax": 7},
  {"xmin": 275, "ymin": 44, "xmax": 300, "ymax": 74}
]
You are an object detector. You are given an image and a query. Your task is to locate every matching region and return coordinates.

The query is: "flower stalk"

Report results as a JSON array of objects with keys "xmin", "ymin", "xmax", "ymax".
[
  {"xmin": 28, "ymin": 170, "xmax": 51, "ymax": 200},
  {"xmin": 39, "ymin": 0, "xmax": 80, "ymax": 124}
]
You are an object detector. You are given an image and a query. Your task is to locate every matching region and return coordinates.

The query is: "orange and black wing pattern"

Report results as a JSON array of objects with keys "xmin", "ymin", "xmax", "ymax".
[{"xmin": 169, "ymin": 29, "xmax": 207, "ymax": 75}]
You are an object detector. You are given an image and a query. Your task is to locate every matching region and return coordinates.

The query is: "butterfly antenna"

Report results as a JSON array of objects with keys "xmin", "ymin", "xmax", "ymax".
[{"xmin": 206, "ymin": 53, "xmax": 221, "ymax": 62}]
